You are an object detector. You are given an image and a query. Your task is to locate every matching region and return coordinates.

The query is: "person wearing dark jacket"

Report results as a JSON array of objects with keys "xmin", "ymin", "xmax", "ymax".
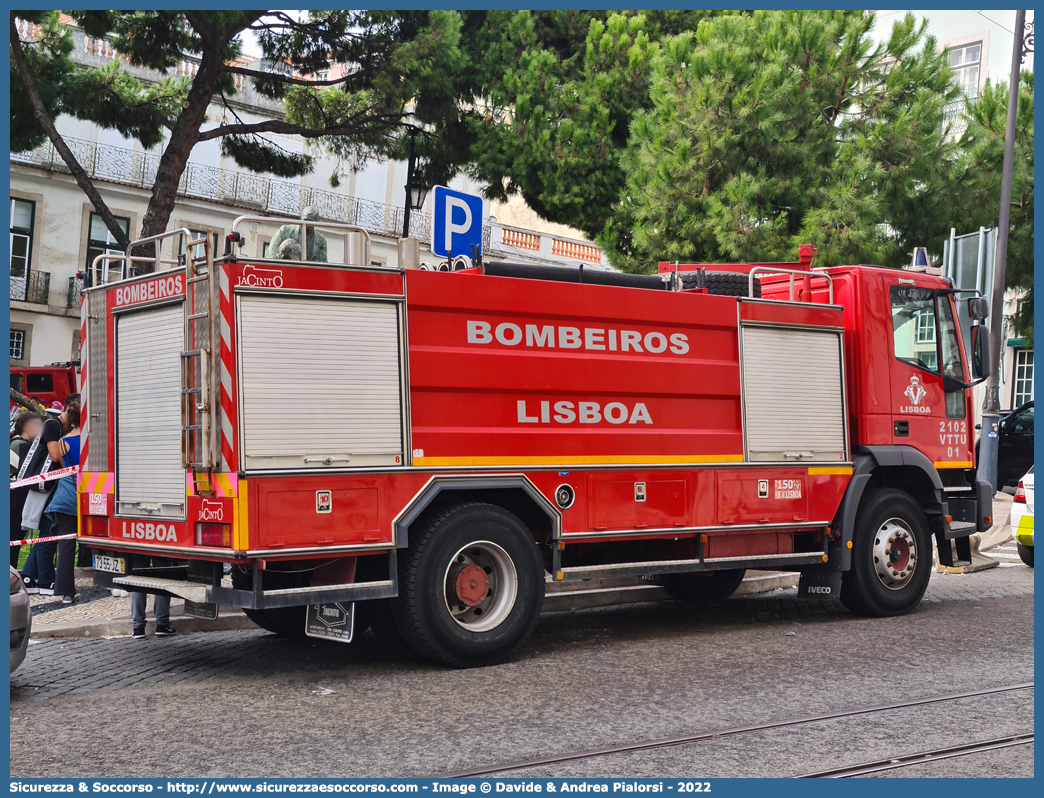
[
  {"xmin": 18, "ymin": 402, "xmax": 74, "ymax": 593},
  {"xmin": 10, "ymin": 412, "xmax": 44, "ymax": 569},
  {"xmin": 44, "ymin": 401, "xmax": 80, "ymax": 604}
]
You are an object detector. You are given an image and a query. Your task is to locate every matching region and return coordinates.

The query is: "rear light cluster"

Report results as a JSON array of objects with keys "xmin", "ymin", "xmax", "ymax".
[
  {"xmin": 196, "ymin": 523, "xmax": 231, "ymax": 548},
  {"xmin": 1014, "ymin": 481, "xmax": 1026, "ymax": 503},
  {"xmin": 82, "ymin": 516, "xmax": 109, "ymax": 537}
]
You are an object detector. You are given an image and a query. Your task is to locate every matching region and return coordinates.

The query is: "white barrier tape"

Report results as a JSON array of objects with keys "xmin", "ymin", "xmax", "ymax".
[
  {"xmin": 9, "ymin": 465, "xmax": 79, "ymax": 490},
  {"xmin": 10, "ymin": 533, "xmax": 78, "ymax": 547}
]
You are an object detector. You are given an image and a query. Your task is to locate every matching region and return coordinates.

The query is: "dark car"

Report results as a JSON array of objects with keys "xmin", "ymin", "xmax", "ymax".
[{"xmin": 976, "ymin": 401, "xmax": 1034, "ymax": 489}]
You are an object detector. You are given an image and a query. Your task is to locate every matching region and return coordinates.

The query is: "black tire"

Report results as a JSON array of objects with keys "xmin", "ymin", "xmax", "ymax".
[
  {"xmin": 389, "ymin": 503, "xmax": 545, "ymax": 668},
  {"xmin": 231, "ymin": 566, "xmax": 310, "ymax": 638},
  {"xmin": 660, "ymin": 569, "xmax": 746, "ymax": 601},
  {"xmin": 1017, "ymin": 542, "xmax": 1034, "ymax": 567},
  {"xmin": 680, "ymin": 270, "xmax": 761, "ymax": 298},
  {"xmin": 841, "ymin": 489, "xmax": 932, "ymax": 616}
]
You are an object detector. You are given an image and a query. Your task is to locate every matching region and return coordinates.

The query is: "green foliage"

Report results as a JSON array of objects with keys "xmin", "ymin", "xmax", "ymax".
[
  {"xmin": 464, "ymin": 10, "xmax": 721, "ymax": 254},
  {"xmin": 950, "ymin": 73, "xmax": 1034, "ymax": 342},
  {"xmin": 619, "ymin": 11, "xmax": 960, "ymax": 270},
  {"xmin": 10, "ymin": 11, "xmax": 74, "ymax": 152},
  {"xmin": 11, "ymin": 10, "xmax": 467, "ymax": 234}
]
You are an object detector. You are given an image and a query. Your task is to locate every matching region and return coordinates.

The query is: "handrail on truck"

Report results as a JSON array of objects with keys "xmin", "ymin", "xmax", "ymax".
[
  {"xmin": 89, "ymin": 227, "xmax": 208, "ymax": 286},
  {"xmin": 749, "ymin": 267, "xmax": 834, "ymax": 304},
  {"xmin": 229, "ymin": 215, "xmax": 372, "ymax": 266}
]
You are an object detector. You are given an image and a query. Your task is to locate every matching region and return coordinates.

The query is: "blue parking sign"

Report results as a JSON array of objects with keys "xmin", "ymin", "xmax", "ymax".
[{"xmin": 432, "ymin": 186, "xmax": 483, "ymax": 259}]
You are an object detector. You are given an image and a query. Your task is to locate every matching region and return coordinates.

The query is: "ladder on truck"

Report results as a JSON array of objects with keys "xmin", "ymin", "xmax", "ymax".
[{"xmin": 180, "ymin": 230, "xmax": 221, "ymax": 495}]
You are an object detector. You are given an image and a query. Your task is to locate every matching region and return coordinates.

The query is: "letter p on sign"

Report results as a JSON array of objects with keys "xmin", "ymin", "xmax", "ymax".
[{"xmin": 432, "ymin": 186, "xmax": 484, "ymax": 259}]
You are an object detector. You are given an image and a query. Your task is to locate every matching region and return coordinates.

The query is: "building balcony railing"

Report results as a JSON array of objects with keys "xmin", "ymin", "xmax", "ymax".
[
  {"xmin": 10, "ymin": 270, "xmax": 51, "ymax": 305},
  {"xmin": 68, "ymin": 276, "xmax": 84, "ymax": 308},
  {"xmin": 12, "ymin": 136, "xmax": 493, "ymax": 248}
]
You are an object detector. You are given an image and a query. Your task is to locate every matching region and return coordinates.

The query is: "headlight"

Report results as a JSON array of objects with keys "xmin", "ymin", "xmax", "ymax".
[{"xmin": 10, "ymin": 571, "xmax": 25, "ymax": 596}]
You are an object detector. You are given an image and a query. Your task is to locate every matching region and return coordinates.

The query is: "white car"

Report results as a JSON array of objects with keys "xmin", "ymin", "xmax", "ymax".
[{"xmin": 1010, "ymin": 466, "xmax": 1034, "ymax": 567}]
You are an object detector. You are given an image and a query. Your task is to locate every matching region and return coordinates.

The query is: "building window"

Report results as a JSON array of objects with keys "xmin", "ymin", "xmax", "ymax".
[
  {"xmin": 915, "ymin": 312, "xmax": 936, "ymax": 344},
  {"xmin": 947, "ymin": 42, "xmax": 982, "ymax": 98},
  {"xmin": 179, "ymin": 228, "xmax": 219, "ymax": 263},
  {"xmin": 86, "ymin": 212, "xmax": 130, "ymax": 279},
  {"xmin": 10, "ymin": 329, "xmax": 25, "ymax": 361},
  {"xmin": 1014, "ymin": 350, "xmax": 1031, "ymax": 407},
  {"xmin": 10, "ymin": 198, "xmax": 34, "ymax": 278},
  {"xmin": 10, "ymin": 198, "xmax": 35, "ymax": 301}
]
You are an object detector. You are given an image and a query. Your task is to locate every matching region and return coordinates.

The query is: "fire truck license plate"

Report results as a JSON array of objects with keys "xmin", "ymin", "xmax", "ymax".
[{"xmin": 93, "ymin": 554, "xmax": 126, "ymax": 574}]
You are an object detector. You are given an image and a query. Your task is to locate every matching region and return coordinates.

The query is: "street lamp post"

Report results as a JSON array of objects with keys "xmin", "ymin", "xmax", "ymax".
[
  {"xmin": 978, "ymin": 9, "xmax": 1029, "ymax": 492},
  {"xmin": 402, "ymin": 126, "xmax": 427, "ymax": 239}
]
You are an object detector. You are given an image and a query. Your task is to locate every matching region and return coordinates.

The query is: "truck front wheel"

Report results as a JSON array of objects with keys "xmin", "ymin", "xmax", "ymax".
[
  {"xmin": 390, "ymin": 503, "xmax": 545, "ymax": 667},
  {"xmin": 841, "ymin": 488, "xmax": 932, "ymax": 617}
]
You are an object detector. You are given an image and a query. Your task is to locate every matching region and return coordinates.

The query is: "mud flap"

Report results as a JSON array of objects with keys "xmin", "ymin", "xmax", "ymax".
[
  {"xmin": 798, "ymin": 570, "xmax": 843, "ymax": 599},
  {"xmin": 304, "ymin": 602, "xmax": 355, "ymax": 643}
]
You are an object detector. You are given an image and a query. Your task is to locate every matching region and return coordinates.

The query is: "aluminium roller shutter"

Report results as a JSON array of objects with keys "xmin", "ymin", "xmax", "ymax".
[
  {"xmin": 741, "ymin": 326, "xmax": 847, "ymax": 462},
  {"xmin": 238, "ymin": 295, "xmax": 403, "ymax": 470},
  {"xmin": 116, "ymin": 303, "xmax": 186, "ymax": 519}
]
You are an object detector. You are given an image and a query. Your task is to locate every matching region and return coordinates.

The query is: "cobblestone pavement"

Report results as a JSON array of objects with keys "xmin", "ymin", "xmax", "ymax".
[{"xmin": 10, "ymin": 562, "xmax": 1033, "ymax": 778}]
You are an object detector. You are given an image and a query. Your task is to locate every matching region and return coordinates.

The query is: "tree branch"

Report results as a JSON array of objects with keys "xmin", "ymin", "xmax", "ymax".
[
  {"xmin": 196, "ymin": 113, "xmax": 404, "ymax": 142},
  {"xmin": 10, "ymin": 14, "xmax": 131, "ymax": 251},
  {"xmin": 220, "ymin": 62, "xmax": 361, "ymax": 88}
]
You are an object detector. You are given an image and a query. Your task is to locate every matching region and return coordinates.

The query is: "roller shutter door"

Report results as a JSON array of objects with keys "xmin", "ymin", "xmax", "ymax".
[
  {"xmin": 116, "ymin": 303, "xmax": 186, "ymax": 519},
  {"xmin": 238, "ymin": 295, "xmax": 403, "ymax": 470},
  {"xmin": 742, "ymin": 326, "xmax": 847, "ymax": 462}
]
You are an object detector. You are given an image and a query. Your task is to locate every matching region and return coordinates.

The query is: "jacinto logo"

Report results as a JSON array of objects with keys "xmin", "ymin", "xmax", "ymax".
[
  {"xmin": 237, "ymin": 265, "xmax": 284, "ymax": 288},
  {"xmin": 200, "ymin": 499, "xmax": 223, "ymax": 522}
]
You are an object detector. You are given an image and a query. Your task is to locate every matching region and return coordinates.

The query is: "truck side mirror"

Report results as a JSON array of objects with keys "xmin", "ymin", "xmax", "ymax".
[
  {"xmin": 971, "ymin": 324, "xmax": 991, "ymax": 380},
  {"xmin": 968, "ymin": 296, "xmax": 989, "ymax": 320}
]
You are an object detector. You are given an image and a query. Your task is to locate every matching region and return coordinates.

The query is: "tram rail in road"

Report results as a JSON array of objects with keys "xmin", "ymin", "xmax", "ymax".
[
  {"xmin": 796, "ymin": 733, "xmax": 1033, "ymax": 777},
  {"xmin": 436, "ymin": 683, "xmax": 1034, "ymax": 778}
]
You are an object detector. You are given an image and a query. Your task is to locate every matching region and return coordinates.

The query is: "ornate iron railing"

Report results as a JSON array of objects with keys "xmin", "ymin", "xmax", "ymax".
[
  {"xmin": 12, "ymin": 136, "xmax": 473, "ymax": 244},
  {"xmin": 68, "ymin": 277, "xmax": 84, "ymax": 308},
  {"xmin": 13, "ymin": 270, "xmax": 51, "ymax": 305}
]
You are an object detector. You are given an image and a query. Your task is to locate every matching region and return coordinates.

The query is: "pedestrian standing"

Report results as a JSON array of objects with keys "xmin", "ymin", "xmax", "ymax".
[
  {"xmin": 10, "ymin": 412, "xmax": 44, "ymax": 569},
  {"xmin": 17, "ymin": 406, "xmax": 67, "ymax": 594},
  {"xmin": 131, "ymin": 581, "xmax": 177, "ymax": 639},
  {"xmin": 44, "ymin": 401, "xmax": 80, "ymax": 604}
]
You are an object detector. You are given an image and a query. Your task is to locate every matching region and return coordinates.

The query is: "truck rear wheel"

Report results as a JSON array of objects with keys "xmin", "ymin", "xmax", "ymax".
[
  {"xmin": 390, "ymin": 503, "xmax": 545, "ymax": 668},
  {"xmin": 232, "ymin": 566, "xmax": 309, "ymax": 638},
  {"xmin": 660, "ymin": 569, "xmax": 746, "ymax": 601},
  {"xmin": 841, "ymin": 489, "xmax": 931, "ymax": 617}
]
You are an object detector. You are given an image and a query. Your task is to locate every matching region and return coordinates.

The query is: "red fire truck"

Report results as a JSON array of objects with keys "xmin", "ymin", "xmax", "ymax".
[{"xmin": 77, "ymin": 220, "xmax": 993, "ymax": 667}]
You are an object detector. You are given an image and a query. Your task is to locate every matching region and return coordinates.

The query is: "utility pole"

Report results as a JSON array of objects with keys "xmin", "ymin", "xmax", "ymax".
[{"xmin": 978, "ymin": 9, "xmax": 1027, "ymax": 492}]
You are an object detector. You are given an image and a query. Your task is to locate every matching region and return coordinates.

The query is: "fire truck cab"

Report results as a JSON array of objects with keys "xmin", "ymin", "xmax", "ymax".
[{"xmin": 76, "ymin": 220, "xmax": 993, "ymax": 667}]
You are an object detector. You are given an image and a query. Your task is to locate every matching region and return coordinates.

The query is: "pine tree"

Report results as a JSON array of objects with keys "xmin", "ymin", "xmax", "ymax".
[
  {"xmin": 949, "ymin": 73, "xmax": 1034, "ymax": 342},
  {"xmin": 10, "ymin": 11, "xmax": 466, "ymax": 251},
  {"xmin": 463, "ymin": 10, "xmax": 723, "ymax": 256},
  {"xmin": 618, "ymin": 11, "xmax": 961, "ymax": 270}
]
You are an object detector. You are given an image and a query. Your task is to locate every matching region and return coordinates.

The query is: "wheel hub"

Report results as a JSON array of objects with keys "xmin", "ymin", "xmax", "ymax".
[
  {"xmin": 873, "ymin": 519, "xmax": 917, "ymax": 590},
  {"xmin": 442, "ymin": 540, "xmax": 518, "ymax": 633},
  {"xmin": 453, "ymin": 564, "xmax": 490, "ymax": 607}
]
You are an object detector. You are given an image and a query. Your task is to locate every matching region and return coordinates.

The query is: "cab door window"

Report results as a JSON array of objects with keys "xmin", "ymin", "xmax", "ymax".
[
  {"xmin": 890, "ymin": 285, "xmax": 965, "ymax": 419},
  {"xmin": 891, "ymin": 287, "xmax": 938, "ymax": 372}
]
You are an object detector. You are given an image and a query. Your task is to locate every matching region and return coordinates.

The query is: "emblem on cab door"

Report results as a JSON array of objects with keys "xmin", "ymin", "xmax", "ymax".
[
  {"xmin": 904, "ymin": 375, "xmax": 926, "ymax": 406},
  {"xmin": 316, "ymin": 490, "xmax": 332, "ymax": 514}
]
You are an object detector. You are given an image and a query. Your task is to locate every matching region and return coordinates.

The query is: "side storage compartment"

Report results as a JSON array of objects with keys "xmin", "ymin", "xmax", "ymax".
[{"xmin": 236, "ymin": 294, "xmax": 405, "ymax": 471}]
